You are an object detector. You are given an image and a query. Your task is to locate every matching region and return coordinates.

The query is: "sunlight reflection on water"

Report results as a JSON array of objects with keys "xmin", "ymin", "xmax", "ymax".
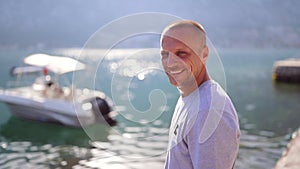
[{"xmin": 1, "ymin": 48, "xmax": 300, "ymax": 168}]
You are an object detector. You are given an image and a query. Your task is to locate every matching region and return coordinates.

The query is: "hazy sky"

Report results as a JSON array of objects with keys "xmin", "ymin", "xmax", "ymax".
[{"xmin": 0, "ymin": 0, "xmax": 299, "ymax": 48}]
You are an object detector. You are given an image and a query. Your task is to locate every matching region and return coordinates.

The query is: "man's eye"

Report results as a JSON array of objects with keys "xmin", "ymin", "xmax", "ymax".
[
  {"xmin": 161, "ymin": 51, "xmax": 169, "ymax": 58},
  {"xmin": 176, "ymin": 51, "xmax": 187, "ymax": 57}
]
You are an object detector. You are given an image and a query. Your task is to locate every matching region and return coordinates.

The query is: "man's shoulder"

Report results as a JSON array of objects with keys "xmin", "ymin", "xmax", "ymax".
[{"xmin": 195, "ymin": 79, "xmax": 238, "ymax": 128}]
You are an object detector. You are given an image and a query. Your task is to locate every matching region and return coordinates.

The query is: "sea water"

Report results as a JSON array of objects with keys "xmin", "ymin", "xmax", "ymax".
[{"xmin": 0, "ymin": 48, "xmax": 300, "ymax": 169}]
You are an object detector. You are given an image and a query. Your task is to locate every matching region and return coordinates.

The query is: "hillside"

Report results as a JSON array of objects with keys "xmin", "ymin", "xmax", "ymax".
[{"xmin": 0, "ymin": 0, "xmax": 299, "ymax": 49}]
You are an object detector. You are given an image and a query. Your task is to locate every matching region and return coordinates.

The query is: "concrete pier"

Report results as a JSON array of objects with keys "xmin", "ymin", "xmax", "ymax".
[
  {"xmin": 274, "ymin": 129, "xmax": 300, "ymax": 169},
  {"xmin": 273, "ymin": 58, "xmax": 300, "ymax": 83}
]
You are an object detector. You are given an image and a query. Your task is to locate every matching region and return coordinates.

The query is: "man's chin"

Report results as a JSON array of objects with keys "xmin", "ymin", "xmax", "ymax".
[
  {"xmin": 168, "ymin": 77, "xmax": 178, "ymax": 86},
  {"xmin": 169, "ymin": 79, "xmax": 183, "ymax": 87}
]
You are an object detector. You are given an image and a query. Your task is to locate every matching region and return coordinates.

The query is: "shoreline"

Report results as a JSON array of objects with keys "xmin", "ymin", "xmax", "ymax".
[{"xmin": 274, "ymin": 128, "xmax": 300, "ymax": 168}]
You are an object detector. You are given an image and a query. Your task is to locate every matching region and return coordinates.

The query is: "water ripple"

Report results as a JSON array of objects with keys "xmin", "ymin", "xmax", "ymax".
[{"xmin": 0, "ymin": 141, "xmax": 92, "ymax": 168}]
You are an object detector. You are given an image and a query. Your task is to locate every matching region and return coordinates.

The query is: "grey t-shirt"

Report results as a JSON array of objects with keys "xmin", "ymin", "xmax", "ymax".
[{"xmin": 164, "ymin": 80, "xmax": 240, "ymax": 169}]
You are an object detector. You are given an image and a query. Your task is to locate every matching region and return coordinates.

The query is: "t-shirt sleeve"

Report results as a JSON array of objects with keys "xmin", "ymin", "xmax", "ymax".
[{"xmin": 185, "ymin": 111, "xmax": 240, "ymax": 169}]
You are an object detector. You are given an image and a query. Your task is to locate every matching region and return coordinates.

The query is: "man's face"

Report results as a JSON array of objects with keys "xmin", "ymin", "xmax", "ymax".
[{"xmin": 160, "ymin": 28, "xmax": 206, "ymax": 88}]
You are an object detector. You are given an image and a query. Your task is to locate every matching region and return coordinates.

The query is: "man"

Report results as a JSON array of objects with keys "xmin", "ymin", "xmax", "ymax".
[{"xmin": 160, "ymin": 20, "xmax": 240, "ymax": 169}]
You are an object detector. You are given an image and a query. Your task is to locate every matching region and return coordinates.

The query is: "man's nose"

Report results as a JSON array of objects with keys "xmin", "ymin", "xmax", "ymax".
[{"xmin": 166, "ymin": 54, "xmax": 179, "ymax": 67}]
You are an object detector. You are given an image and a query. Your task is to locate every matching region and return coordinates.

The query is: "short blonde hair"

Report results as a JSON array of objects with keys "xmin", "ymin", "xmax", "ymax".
[
  {"xmin": 164, "ymin": 20, "xmax": 206, "ymax": 34},
  {"xmin": 161, "ymin": 20, "xmax": 207, "ymax": 51}
]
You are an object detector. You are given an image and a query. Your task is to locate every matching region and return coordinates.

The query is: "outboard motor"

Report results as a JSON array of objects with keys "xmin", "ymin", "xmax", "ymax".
[{"xmin": 91, "ymin": 97, "xmax": 117, "ymax": 126}]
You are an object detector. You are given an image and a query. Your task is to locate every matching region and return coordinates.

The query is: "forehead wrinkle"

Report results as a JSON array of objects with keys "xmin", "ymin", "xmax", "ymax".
[
  {"xmin": 162, "ymin": 27, "xmax": 203, "ymax": 55},
  {"xmin": 161, "ymin": 36, "xmax": 192, "ymax": 54}
]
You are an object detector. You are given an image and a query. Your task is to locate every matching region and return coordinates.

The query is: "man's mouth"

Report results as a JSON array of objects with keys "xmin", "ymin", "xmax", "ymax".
[{"xmin": 168, "ymin": 69, "xmax": 184, "ymax": 76}]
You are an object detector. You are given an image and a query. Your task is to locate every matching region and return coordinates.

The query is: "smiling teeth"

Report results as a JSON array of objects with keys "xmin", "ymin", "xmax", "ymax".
[{"xmin": 170, "ymin": 70, "xmax": 183, "ymax": 74}]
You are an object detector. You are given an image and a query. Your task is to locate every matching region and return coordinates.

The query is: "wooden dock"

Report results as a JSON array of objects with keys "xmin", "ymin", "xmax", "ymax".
[
  {"xmin": 274, "ymin": 128, "xmax": 300, "ymax": 169},
  {"xmin": 273, "ymin": 58, "xmax": 300, "ymax": 83}
]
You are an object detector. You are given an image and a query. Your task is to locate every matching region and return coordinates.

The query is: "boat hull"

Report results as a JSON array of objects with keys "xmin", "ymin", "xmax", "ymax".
[
  {"xmin": 0, "ymin": 87, "xmax": 112, "ymax": 128},
  {"xmin": 6, "ymin": 103, "xmax": 94, "ymax": 127}
]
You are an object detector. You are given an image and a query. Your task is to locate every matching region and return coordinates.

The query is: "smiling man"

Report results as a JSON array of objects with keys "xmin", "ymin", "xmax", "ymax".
[{"xmin": 161, "ymin": 20, "xmax": 240, "ymax": 169}]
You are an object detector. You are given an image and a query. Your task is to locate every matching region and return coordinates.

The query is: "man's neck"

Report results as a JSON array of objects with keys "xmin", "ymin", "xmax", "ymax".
[{"xmin": 178, "ymin": 74, "xmax": 210, "ymax": 97}]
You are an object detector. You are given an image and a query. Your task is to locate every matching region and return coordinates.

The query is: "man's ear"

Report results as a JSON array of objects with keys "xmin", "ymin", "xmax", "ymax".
[{"xmin": 202, "ymin": 45, "xmax": 209, "ymax": 63}]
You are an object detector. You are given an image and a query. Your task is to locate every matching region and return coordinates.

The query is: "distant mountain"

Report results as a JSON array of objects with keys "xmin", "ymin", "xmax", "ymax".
[{"xmin": 0, "ymin": 0, "xmax": 299, "ymax": 49}]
